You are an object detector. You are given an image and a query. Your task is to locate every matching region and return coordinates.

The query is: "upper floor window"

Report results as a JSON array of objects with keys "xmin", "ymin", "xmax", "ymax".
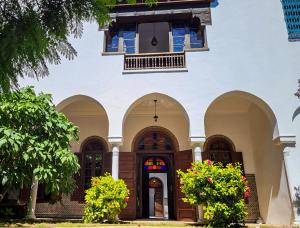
[
  {"xmin": 281, "ymin": 0, "xmax": 300, "ymax": 41},
  {"xmin": 104, "ymin": 19, "xmax": 206, "ymax": 55}
]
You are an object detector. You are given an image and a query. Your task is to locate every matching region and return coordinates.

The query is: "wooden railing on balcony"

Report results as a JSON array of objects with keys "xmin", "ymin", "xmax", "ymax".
[{"xmin": 124, "ymin": 52, "xmax": 186, "ymax": 71}]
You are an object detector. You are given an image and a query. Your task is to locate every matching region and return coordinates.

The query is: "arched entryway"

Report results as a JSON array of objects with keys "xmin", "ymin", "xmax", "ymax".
[
  {"xmin": 121, "ymin": 93, "xmax": 195, "ymax": 221},
  {"xmin": 204, "ymin": 91, "xmax": 292, "ymax": 224},
  {"xmin": 133, "ymin": 127, "xmax": 178, "ymax": 220}
]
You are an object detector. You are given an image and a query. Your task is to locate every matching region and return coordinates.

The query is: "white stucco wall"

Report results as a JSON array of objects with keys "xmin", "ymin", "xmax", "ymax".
[{"xmin": 19, "ymin": 0, "xmax": 300, "ymax": 224}]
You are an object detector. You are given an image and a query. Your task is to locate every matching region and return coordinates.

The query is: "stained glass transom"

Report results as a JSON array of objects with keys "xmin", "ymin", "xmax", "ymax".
[
  {"xmin": 281, "ymin": 0, "xmax": 300, "ymax": 41},
  {"xmin": 144, "ymin": 158, "xmax": 167, "ymax": 171},
  {"xmin": 149, "ymin": 178, "xmax": 162, "ymax": 188}
]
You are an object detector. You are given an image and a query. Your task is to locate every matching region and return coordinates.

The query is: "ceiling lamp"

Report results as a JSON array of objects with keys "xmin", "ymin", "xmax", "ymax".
[{"xmin": 153, "ymin": 99, "xmax": 158, "ymax": 122}]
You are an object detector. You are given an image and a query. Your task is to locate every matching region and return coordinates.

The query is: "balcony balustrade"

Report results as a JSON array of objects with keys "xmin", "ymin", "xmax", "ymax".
[{"xmin": 124, "ymin": 52, "xmax": 186, "ymax": 71}]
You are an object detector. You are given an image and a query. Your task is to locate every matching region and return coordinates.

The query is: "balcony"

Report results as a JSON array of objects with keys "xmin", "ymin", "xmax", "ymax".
[{"xmin": 124, "ymin": 52, "xmax": 186, "ymax": 72}]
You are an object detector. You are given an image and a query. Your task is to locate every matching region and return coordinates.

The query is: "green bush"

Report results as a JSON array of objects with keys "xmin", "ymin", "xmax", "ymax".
[
  {"xmin": 177, "ymin": 160, "xmax": 249, "ymax": 227},
  {"xmin": 83, "ymin": 173, "xmax": 130, "ymax": 223}
]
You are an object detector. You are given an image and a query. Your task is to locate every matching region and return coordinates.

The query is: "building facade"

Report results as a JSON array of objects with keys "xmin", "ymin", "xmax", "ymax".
[{"xmin": 15, "ymin": 0, "xmax": 300, "ymax": 225}]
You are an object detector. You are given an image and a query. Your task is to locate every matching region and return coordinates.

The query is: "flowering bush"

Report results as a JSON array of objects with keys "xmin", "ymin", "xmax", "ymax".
[
  {"xmin": 177, "ymin": 160, "xmax": 249, "ymax": 227},
  {"xmin": 83, "ymin": 173, "xmax": 130, "ymax": 223}
]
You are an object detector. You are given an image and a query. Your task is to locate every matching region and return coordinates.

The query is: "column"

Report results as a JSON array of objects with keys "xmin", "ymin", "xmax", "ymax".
[
  {"xmin": 109, "ymin": 137, "xmax": 122, "ymax": 180},
  {"xmin": 278, "ymin": 136, "xmax": 298, "ymax": 225},
  {"xmin": 190, "ymin": 136, "xmax": 206, "ymax": 223},
  {"xmin": 283, "ymin": 146, "xmax": 300, "ymax": 225}
]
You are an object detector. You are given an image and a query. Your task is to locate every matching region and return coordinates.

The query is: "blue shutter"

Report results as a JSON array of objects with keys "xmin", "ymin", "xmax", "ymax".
[
  {"xmin": 281, "ymin": 0, "xmax": 300, "ymax": 41},
  {"xmin": 172, "ymin": 25, "xmax": 186, "ymax": 52},
  {"xmin": 106, "ymin": 32, "xmax": 119, "ymax": 52},
  {"xmin": 123, "ymin": 26, "xmax": 136, "ymax": 54},
  {"xmin": 190, "ymin": 28, "xmax": 204, "ymax": 48}
]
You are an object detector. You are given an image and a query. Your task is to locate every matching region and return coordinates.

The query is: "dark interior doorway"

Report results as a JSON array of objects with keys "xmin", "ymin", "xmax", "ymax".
[
  {"xmin": 134, "ymin": 127, "xmax": 178, "ymax": 220},
  {"xmin": 138, "ymin": 155, "xmax": 175, "ymax": 219}
]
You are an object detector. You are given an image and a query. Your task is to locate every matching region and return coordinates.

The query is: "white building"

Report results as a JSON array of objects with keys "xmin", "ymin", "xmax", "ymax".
[{"xmin": 19, "ymin": 0, "xmax": 300, "ymax": 225}]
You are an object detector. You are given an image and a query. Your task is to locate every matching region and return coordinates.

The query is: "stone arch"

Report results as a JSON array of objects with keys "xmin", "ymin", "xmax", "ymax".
[
  {"xmin": 204, "ymin": 90, "xmax": 292, "ymax": 224},
  {"xmin": 56, "ymin": 95, "xmax": 109, "ymax": 151},
  {"xmin": 205, "ymin": 91, "xmax": 278, "ymax": 139},
  {"xmin": 122, "ymin": 93, "xmax": 190, "ymax": 151}
]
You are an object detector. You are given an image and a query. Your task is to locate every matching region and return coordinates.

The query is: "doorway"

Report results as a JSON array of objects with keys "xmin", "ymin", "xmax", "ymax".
[{"xmin": 134, "ymin": 127, "xmax": 178, "ymax": 220}]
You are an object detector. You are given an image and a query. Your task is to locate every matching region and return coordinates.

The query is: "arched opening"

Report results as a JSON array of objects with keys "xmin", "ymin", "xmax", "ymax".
[
  {"xmin": 122, "ymin": 93, "xmax": 190, "ymax": 152},
  {"xmin": 204, "ymin": 91, "xmax": 292, "ymax": 224},
  {"xmin": 56, "ymin": 96, "xmax": 110, "ymax": 203},
  {"xmin": 57, "ymin": 95, "xmax": 109, "ymax": 152},
  {"xmin": 120, "ymin": 93, "xmax": 195, "ymax": 221},
  {"xmin": 148, "ymin": 177, "xmax": 164, "ymax": 218},
  {"xmin": 133, "ymin": 127, "xmax": 177, "ymax": 220},
  {"xmin": 203, "ymin": 135, "xmax": 239, "ymax": 167},
  {"xmin": 81, "ymin": 137, "xmax": 108, "ymax": 191}
]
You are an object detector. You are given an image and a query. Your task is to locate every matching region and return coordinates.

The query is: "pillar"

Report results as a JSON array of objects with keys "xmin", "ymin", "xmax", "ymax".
[
  {"xmin": 277, "ymin": 136, "xmax": 298, "ymax": 225},
  {"xmin": 190, "ymin": 136, "xmax": 206, "ymax": 223},
  {"xmin": 109, "ymin": 137, "xmax": 122, "ymax": 180}
]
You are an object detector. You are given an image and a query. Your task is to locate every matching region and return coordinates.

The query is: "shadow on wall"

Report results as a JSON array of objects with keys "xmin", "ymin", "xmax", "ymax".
[
  {"xmin": 210, "ymin": 0, "xmax": 219, "ymax": 8},
  {"xmin": 294, "ymin": 186, "xmax": 300, "ymax": 216}
]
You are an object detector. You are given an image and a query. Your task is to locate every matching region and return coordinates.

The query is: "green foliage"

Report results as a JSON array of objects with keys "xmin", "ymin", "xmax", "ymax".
[
  {"xmin": 0, "ymin": 86, "xmax": 79, "ymax": 200},
  {"xmin": 177, "ymin": 160, "xmax": 249, "ymax": 227},
  {"xmin": 83, "ymin": 174, "xmax": 130, "ymax": 223},
  {"xmin": 0, "ymin": 0, "xmax": 156, "ymax": 92},
  {"xmin": 0, "ymin": 207, "xmax": 15, "ymax": 219}
]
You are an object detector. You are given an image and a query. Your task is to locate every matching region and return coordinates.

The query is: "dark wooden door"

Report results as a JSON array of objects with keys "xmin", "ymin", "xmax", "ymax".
[
  {"xmin": 154, "ymin": 187, "xmax": 164, "ymax": 217},
  {"xmin": 119, "ymin": 152, "xmax": 136, "ymax": 220},
  {"xmin": 174, "ymin": 150, "xmax": 196, "ymax": 221}
]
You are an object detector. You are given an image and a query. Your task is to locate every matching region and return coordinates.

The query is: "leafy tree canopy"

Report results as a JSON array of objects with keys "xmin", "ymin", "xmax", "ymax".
[
  {"xmin": 0, "ymin": 0, "xmax": 155, "ymax": 92},
  {"xmin": 0, "ymin": 86, "xmax": 79, "ymax": 201}
]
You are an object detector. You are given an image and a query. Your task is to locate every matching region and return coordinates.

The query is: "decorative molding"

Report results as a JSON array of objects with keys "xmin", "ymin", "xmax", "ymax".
[
  {"xmin": 190, "ymin": 136, "xmax": 206, "ymax": 147},
  {"xmin": 108, "ymin": 137, "xmax": 123, "ymax": 147},
  {"xmin": 274, "ymin": 136, "xmax": 296, "ymax": 148},
  {"xmin": 192, "ymin": 8, "xmax": 212, "ymax": 25},
  {"xmin": 109, "ymin": 7, "xmax": 212, "ymax": 26}
]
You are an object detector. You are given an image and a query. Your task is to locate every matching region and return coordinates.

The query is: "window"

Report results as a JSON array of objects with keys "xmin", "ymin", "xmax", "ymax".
[
  {"xmin": 106, "ymin": 31, "xmax": 119, "ymax": 52},
  {"xmin": 144, "ymin": 158, "xmax": 167, "ymax": 171},
  {"xmin": 134, "ymin": 130, "xmax": 175, "ymax": 151},
  {"xmin": 190, "ymin": 27, "xmax": 204, "ymax": 48},
  {"xmin": 123, "ymin": 25, "xmax": 136, "ymax": 54},
  {"xmin": 149, "ymin": 177, "xmax": 162, "ymax": 188},
  {"xmin": 82, "ymin": 138, "xmax": 105, "ymax": 190},
  {"xmin": 172, "ymin": 24, "xmax": 186, "ymax": 52},
  {"xmin": 204, "ymin": 136, "xmax": 235, "ymax": 166},
  {"xmin": 281, "ymin": 0, "xmax": 300, "ymax": 41}
]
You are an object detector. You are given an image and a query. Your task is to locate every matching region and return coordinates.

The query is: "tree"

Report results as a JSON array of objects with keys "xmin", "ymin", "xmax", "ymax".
[
  {"xmin": 0, "ymin": 86, "xmax": 79, "ymax": 219},
  {"xmin": 178, "ymin": 160, "xmax": 249, "ymax": 227},
  {"xmin": 0, "ymin": 0, "xmax": 155, "ymax": 93}
]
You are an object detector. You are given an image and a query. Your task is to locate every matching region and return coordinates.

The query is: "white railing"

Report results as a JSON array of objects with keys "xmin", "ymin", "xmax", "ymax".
[{"xmin": 124, "ymin": 52, "xmax": 186, "ymax": 71}]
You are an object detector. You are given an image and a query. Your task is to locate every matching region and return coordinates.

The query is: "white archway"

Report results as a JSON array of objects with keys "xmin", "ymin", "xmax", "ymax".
[
  {"xmin": 122, "ymin": 93, "xmax": 190, "ymax": 152},
  {"xmin": 57, "ymin": 95, "xmax": 109, "ymax": 151},
  {"xmin": 204, "ymin": 91, "xmax": 292, "ymax": 224}
]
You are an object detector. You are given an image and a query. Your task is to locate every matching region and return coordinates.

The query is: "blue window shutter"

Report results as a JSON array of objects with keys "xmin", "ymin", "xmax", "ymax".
[
  {"xmin": 281, "ymin": 0, "xmax": 300, "ymax": 41},
  {"xmin": 106, "ymin": 32, "xmax": 119, "ymax": 52},
  {"xmin": 123, "ymin": 26, "xmax": 136, "ymax": 54},
  {"xmin": 190, "ymin": 29, "xmax": 204, "ymax": 49},
  {"xmin": 172, "ymin": 24, "xmax": 186, "ymax": 52}
]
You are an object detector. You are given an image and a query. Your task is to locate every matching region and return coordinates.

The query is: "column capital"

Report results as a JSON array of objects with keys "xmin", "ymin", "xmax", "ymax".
[
  {"xmin": 190, "ymin": 136, "xmax": 206, "ymax": 148},
  {"xmin": 274, "ymin": 135, "xmax": 296, "ymax": 152},
  {"xmin": 108, "ymin": 137, "xmax": 123, "ymax": 147}
]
